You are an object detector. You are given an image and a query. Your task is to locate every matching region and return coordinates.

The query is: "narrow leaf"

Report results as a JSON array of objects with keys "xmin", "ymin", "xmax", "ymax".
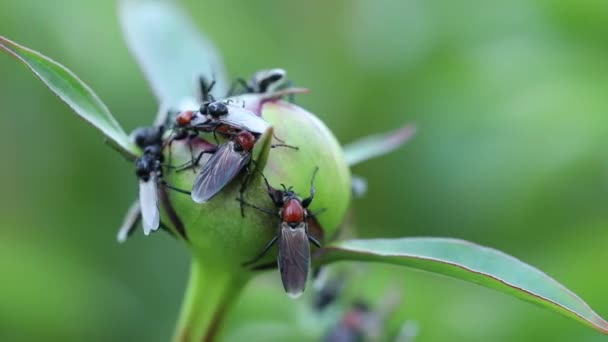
[
  {"xmin": 343, "ymin": 124, "xmax": 416, "ymax": 166},
  {"xmin": 0, "ymin": 36, "xmax": 138, "ymax": 156},
  {"xmin": 120, "ymin": 0, "xmax": 229, "ymax": 108},
  {"xmin": 315, "ymin": 237, "xmax": 608, "ymax": 334}
]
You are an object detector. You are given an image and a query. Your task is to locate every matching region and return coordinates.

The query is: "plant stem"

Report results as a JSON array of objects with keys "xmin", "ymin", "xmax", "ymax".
[{"xmin": 173, "ymin": 257, "xmax": 248, "ymax": 342}]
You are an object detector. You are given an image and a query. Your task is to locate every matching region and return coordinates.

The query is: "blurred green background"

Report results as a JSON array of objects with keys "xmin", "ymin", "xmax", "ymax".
[{"xmin": 1, "ymin": 0, "xmax": 608, "ymax": 341}]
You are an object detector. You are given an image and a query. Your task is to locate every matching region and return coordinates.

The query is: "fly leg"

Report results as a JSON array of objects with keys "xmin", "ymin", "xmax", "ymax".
[
  {"xmin": 160, "ymin": 180, "xmax": 191, "ymax": 196},
  {"xmin": 238, "ymin": 163, "xmax": 254, "ymax": 218},
  {"xmin": 252, "ymin": 164, "xmax": 284, "ymax": 207},
  {"xmin": 307, "ymin": 234, "xmax": 322, "ymax": 248},
  {"xmin": 236, "ymin": 197, "xmax": 278, "ymax": 217},
  {"xmin": 159, "ymin": 221, "xmax": 176, "ymax": 238},
  {"xmin": 212, "ymin": 126, "xmax": 221, "ymax": 145},
  {"xmin": 199, "ymin": 76, "xmax": 216, "ymax": 102},
  {"xmin": 187, "ymin": 133, "xmax": 197, "ymax": 173},
  {"xmin": 242, "ymin": 235, "xmax": 279, "ymax": 267},
  {"xmin": 174, "ymin": 148, "xmax": 216, "ymax": 172},
  {"xmin": 309, "ymin": 208, "xmax": 327, "ymax": 218},
  {"xmin": 302, "ymin": 166, "xmax": 319, "ymax": 208},
  {"xmin": 228, "ymin": 77, "xmax": 250, "ymax": 96},
  {"xmin": 271, "ymin": 143, "xmax": 299, "ymax": 150}
]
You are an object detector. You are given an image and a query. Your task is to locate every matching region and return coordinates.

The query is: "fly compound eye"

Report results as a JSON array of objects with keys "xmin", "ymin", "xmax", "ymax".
[{"xmin": 208, "ymin": 102, "xmax": 228, "ymax": 118}]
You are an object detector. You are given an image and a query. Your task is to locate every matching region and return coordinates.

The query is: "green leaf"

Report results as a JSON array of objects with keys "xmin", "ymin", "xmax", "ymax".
[
  {"xmin": 0, "ymin": 36, "xmax": 138, "ymax": 157},
  {"xmin": 315, "ymin": 237, "xmax": 608, "ymax": 334},
  {"xmin": 120, "ymin": 0, "xmax": 229, "ymax": 108},
  {"xmin": 343, "ymin": 124, "xmax": 416, "ymax": 166}
]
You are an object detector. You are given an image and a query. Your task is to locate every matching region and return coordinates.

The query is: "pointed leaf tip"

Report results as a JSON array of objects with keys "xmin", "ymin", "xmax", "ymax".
[
  {"xmin": 343, "ymin": 124, "xmax": 416, "ymax": 166},
  {"xmin": 0, "ymin": 35, "xmax": 138, "ymax": 157},
  {"xmin": 315, "ymin": 237, "xmax": 608, "ymax": 335}
]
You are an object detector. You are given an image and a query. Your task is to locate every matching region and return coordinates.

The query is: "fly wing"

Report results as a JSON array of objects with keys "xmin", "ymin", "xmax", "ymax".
[
  {"xmin": 218, "ymin": 105, "xmax": 270, "ymax": 134},
  {"xmin": 139, "ymin": 176, "xmax": 160, "ymax": 235},
  {"xmin": 116, "ymin": 200, "xmax": 141, "ymax": 243},
  {"xmin": 191, "ymin": 141, "xmax": 250, "ymax": 203},
  {"xmin": 278, "ymin": 222, "xmax": 311, "ymax": 298}
]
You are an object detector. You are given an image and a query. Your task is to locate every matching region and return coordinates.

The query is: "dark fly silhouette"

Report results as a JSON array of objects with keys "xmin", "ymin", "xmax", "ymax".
[
  {"xmin": 229, "ymin": 68, "xmax": 288, "ymax": 95},
  {"xmin": 131, "ymin": 126, "xmax": 165, "ymax": 234},
  {"xmin": 187, "ymin": 127, "xmax": 298, "ymax": 208},
  {"xmin": 239, "ymin": 167, "xmax": 323, "ymax": 298},
  {"xmin": 116, "ymin": 125, "xmax": 190, "ymax": 240},
  {"xmin": 324, "ymin": 291, "xmax": 410, "ymax": 342},
  {"xmin": 324, "ymin": 302, "xmax": 373, "ymax": 342},
  {"xmin": 190, "ymin": 130, "xmax": 256, "ymax": 203}
]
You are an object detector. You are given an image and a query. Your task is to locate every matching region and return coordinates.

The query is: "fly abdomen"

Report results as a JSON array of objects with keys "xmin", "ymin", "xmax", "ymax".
[{"xmin": 278, "ymin": 223, "xmax": 311, "ymax": 298}]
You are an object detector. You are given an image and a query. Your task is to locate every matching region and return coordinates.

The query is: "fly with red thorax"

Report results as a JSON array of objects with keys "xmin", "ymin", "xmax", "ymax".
[
  {"xmin": 186, "ymin": 127, "xmax": 297, "ymax": 204},
  {"xmin": 163, "ymin": 77, "xmax": 268, "ymax": 169},
  {"xmin": 189, "ymin": 129, "xmax": 256, "ymax": 203},
  {"xmin": 239, "ymin": 167, "xmax": 325, "ymax": 298}
]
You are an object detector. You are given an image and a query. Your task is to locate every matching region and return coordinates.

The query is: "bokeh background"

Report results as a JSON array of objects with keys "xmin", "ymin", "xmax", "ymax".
[{"xmin": 1, "ymin": 0, "xmax": 608, "ymax": 341}]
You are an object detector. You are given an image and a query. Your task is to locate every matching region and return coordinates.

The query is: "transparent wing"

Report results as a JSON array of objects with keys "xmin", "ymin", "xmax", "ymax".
[
  {"xmin": 218, "ymin": 105, "xmax": 270, "ymax": 134},
  {"xmin": 139, "ymin": 176, "xmax": 160, "ymax": 235},
  {"xmin": 191, "ymin": 142, "xmax": 250, "ymax": 203},
  {"xmin": 278, "ymin": 223, "xmax": 311, "ymax": 298},
  {"xmin": 116, "ymin": 200, "xmax": 141, "ymax": 243}
]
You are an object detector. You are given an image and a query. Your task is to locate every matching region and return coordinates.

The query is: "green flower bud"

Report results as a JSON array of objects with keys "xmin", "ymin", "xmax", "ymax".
[{"xmin": 161, "ymin": 96, "xmax": 351, "ymax": 273}]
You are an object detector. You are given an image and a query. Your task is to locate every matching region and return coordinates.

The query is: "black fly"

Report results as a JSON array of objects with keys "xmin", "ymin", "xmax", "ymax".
[
  {"xmin": 191, "ymin": 100, "xmax": 270, "ymax": 135},
  {"xmin": 116, "ymin": 125, "xmax": 190, "ymax": 239},
  {"xmin": 230, "ymin": 68, "xmax": 287, "ymax": 95},
  {"xmin": 131, "ymin": 126, "xmax": 165, "ymax": 234}
]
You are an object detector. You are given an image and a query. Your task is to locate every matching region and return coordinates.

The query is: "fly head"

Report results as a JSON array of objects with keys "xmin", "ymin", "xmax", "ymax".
[
  {"xmin": 206, "ymin": 101, "xmax": 228, "ymax": 118},
  {"xmin": 133, "ymin": 126, "xmax": 164, "ymax": 149},
  {"xmin": 233, "ymin": 130, "xmax": 256, "ymax": 153}
]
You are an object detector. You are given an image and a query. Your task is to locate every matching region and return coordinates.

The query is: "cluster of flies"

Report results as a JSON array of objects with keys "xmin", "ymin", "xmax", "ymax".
[{"xmin": 118, "ymin": 69, "xmax": 323, "ymax": 297}]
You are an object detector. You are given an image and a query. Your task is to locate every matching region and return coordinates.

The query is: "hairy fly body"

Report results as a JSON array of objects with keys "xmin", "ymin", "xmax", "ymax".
[
  {"xmin": 116, "ymin": 125, "xmax": 191, "ymax": 241},
  {"xmin": 190, "ymin": 130, "xmax": 256, "ymax": 204},
  {"xmin": 240, "ymin": 167, "xmax": 323, "ymax": 298}
]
